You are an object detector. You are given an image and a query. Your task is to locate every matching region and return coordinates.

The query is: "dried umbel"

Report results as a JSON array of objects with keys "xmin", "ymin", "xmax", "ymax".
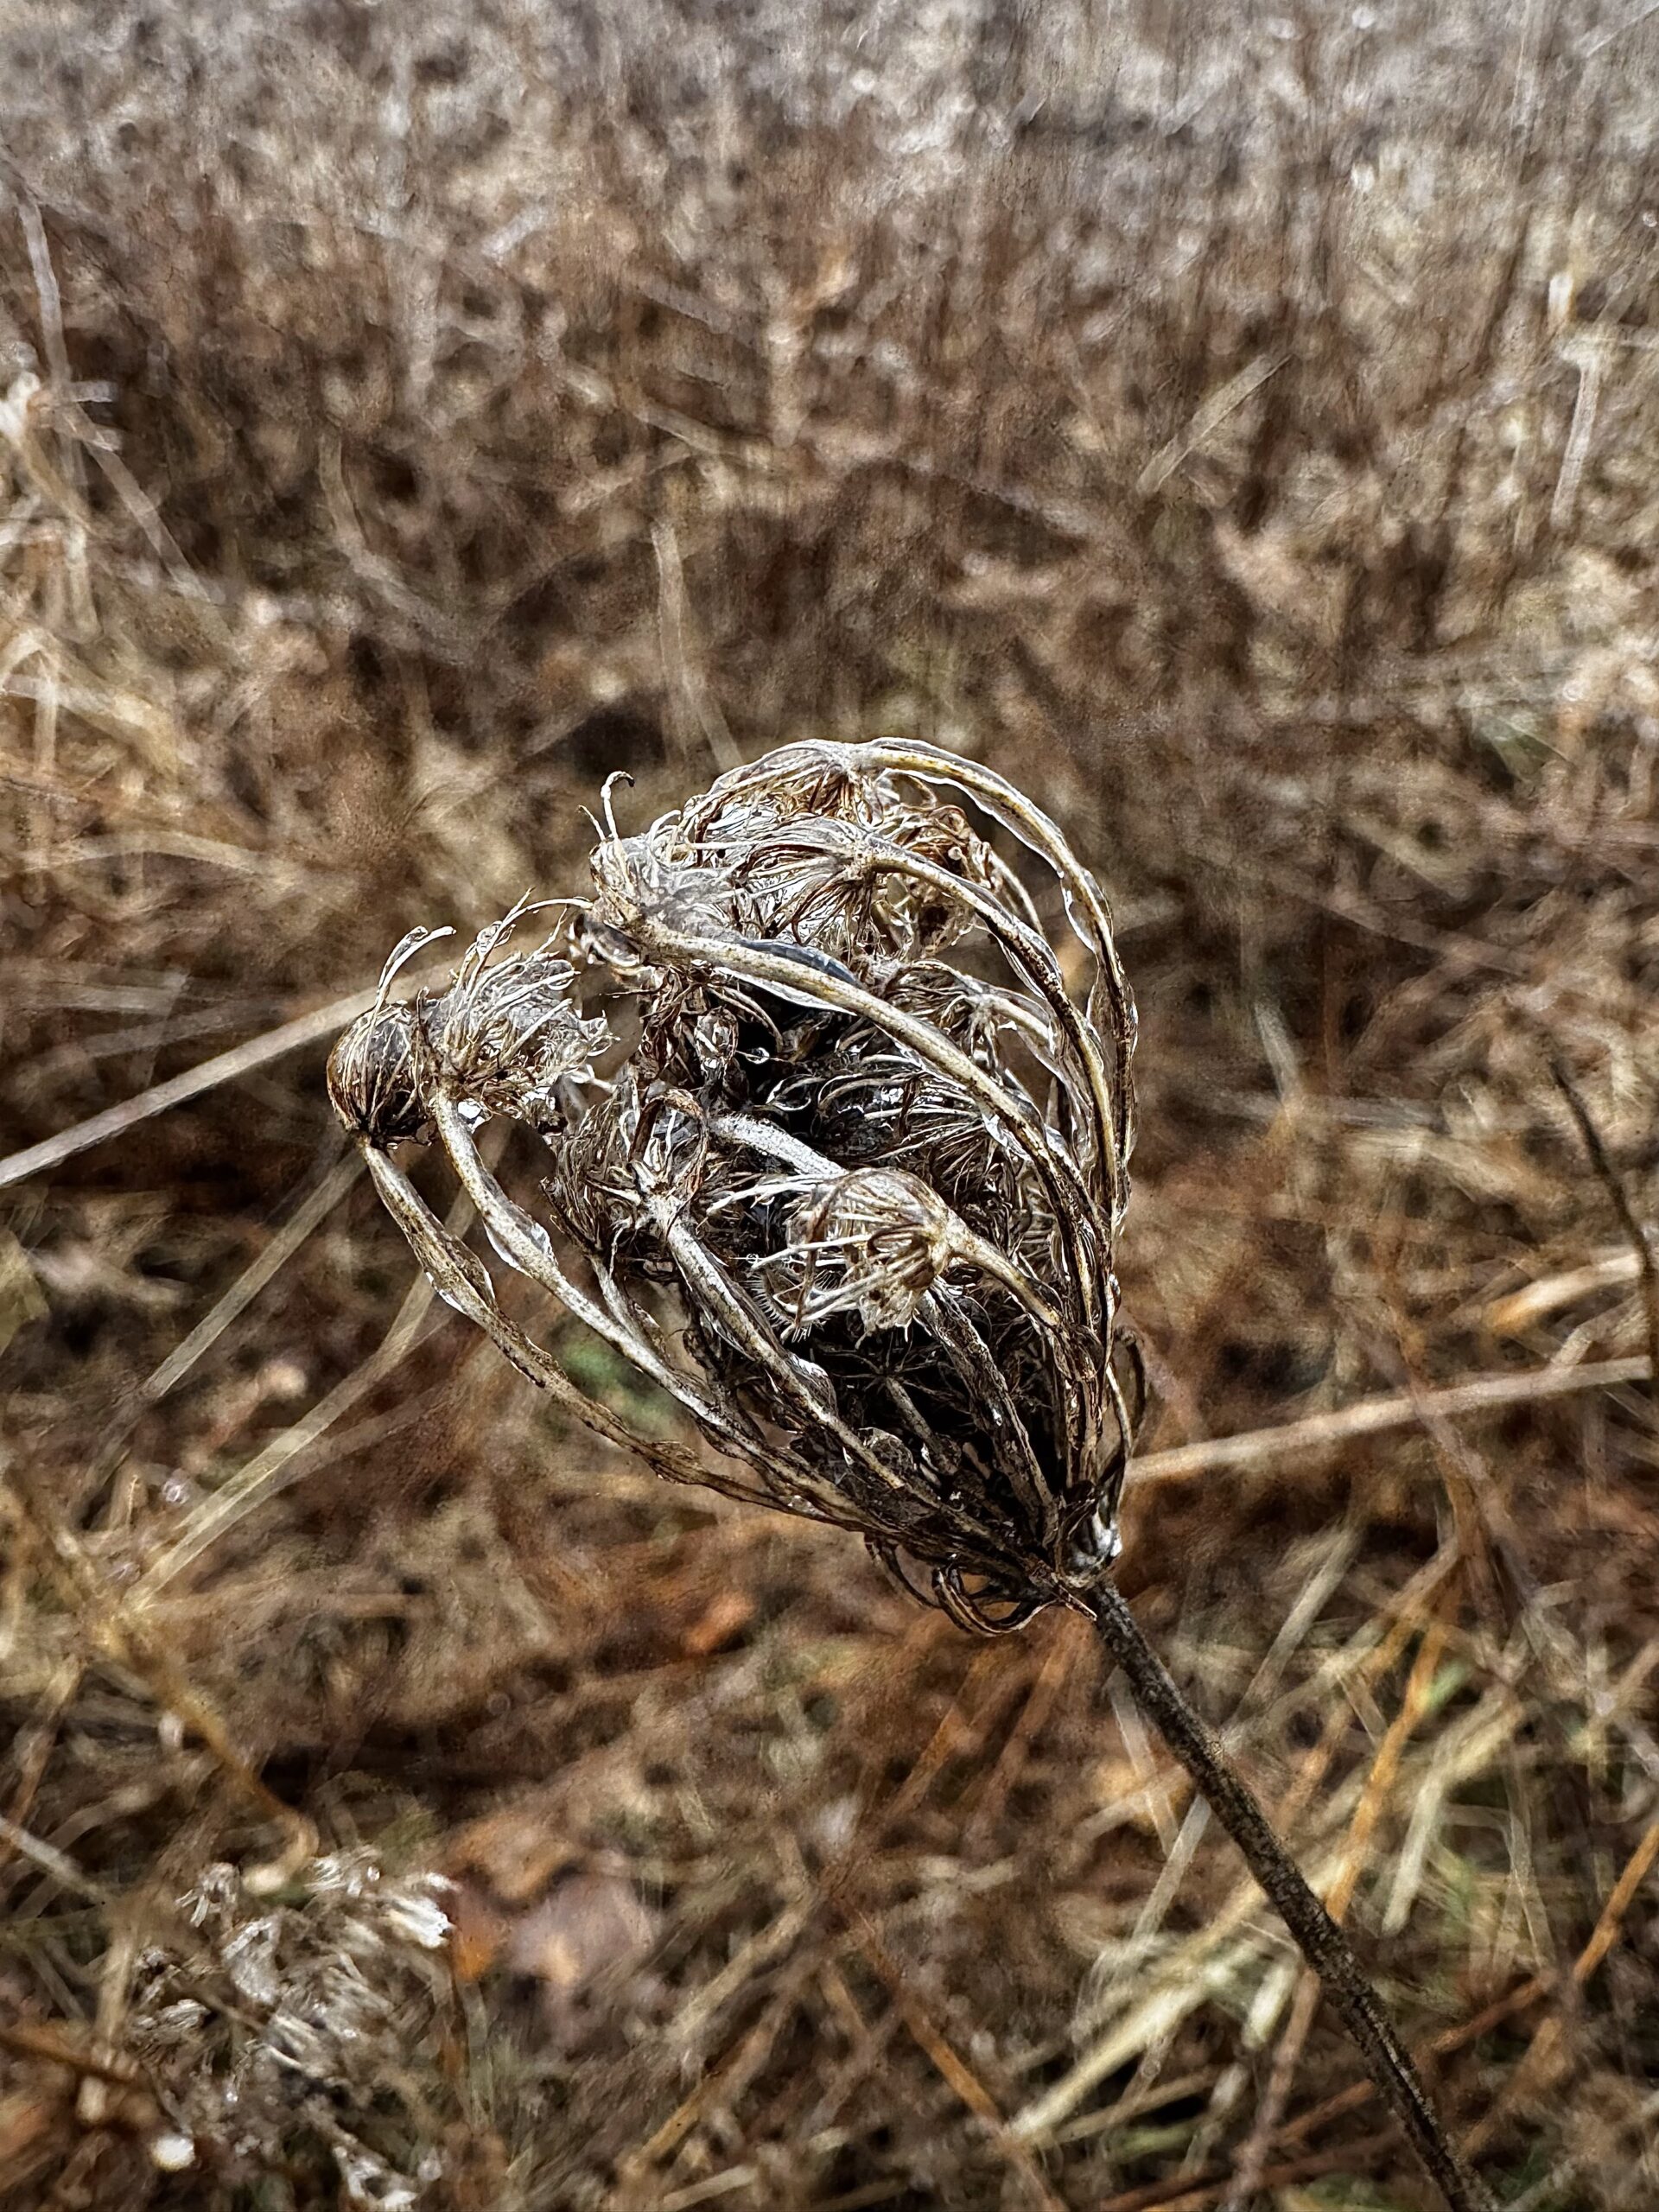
[
  {"xmin": 332, "ymin": 741, "xmax": 1491, "ymax": 2212},
  {"xmin": 329, "ymin": 738, "xmax": 1142, "ymax": 1630},
  {"xmin": 129, "ymin": 1852, "xmax": 455, "ymax": 2203}
]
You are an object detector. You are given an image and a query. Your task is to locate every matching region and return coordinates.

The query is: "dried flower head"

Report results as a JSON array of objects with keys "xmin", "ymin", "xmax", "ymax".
[
  {"xmin": 129, "ymin": 1851, "xmax": 456, "ymax": 2204},
  {"xmin": 423, "ymin": 912, "xmax": 610, "ymax": 1130},
  {"xmin": 333, "ymin": 741, "xmax": 1141, "ymax": 1630},
  {"xmin": 327, "ymin": 1002, "xmax": 429, "ymax": 1150}
]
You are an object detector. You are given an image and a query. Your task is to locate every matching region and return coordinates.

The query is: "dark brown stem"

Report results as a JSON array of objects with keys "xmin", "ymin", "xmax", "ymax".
[
  {"xmin": 1546, "ymin": 1052, "xmax": 1659, "ymax": 1414},
  {"xmin": 1083, "ymin": 1580, "xmax": 1494, "ymax": 2212}
]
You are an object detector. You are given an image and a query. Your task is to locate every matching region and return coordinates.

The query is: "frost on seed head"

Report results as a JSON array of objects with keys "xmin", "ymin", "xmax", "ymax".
[{"xmin": 333, "ymin": 741, "xmax": 1143, "ymax": 1632}]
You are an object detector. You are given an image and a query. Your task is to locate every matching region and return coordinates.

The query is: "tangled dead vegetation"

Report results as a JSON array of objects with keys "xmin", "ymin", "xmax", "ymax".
[{"xmin": 3, "ymin": 2, "xmax": 1659, "ymax": 2208}]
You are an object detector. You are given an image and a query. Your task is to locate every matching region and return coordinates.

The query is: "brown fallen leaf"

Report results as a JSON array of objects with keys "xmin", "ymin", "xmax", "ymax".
[
  {"xmin": 446, "ymin": 1804, "xmax": 582, "ymax": 1905},
  {"xmin": 682, "ymin": 1587, "xmax": 755, "ymax": 1657},
  {"xmin": 447, "ymin": 1878, "xmax": 510, "ymax": 1986},
  {"xmin": 507, "ymin": 1871, "xmax": 657, "ymax": 1993}
]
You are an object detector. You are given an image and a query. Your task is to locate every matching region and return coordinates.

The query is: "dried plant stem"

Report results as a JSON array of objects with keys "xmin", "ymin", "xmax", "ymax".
[
  {"xmin": 141, "ymin": 1149, "xmax": 363, "ymax": 1402},
  {"xmin": 0, "ymin": 985, "xmax": 377, "ymax": 1192},
  {"xmin": 1081, "ymin": 1581, "xmax": 1492, "ymax": 2212},
  {"xmin": 1126, "ymin": 1352, "xmax": 1651, "ymax": 1485},
  {"xmin": 2, "ymin": 1453, "xmax": 316, "ymax": 1877},
  {"xmin": 0, "ymin": 962, "xmax": 458, "ymax": 1194},
  {"xmin": 1546, "ymin": 1054, "xmax": 1659, "ymax": 1413}
]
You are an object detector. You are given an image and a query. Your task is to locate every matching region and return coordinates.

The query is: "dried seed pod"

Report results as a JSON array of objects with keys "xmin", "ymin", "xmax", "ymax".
[
  {"xmin": 333, "ymin": 740, "xmax": 1141, "ymax": 1625},
  {"xmin": 747, "ymin": 1163, "xmax": 1058, "ymax": 1340},
  {"xmin": 326, "ymin": 925, "xmax": 454, "ymax": 1147},
  {"xmin": 327, "ymin": 999, "xmax": 429, "ymax": 1148},
  {"xmin": 423, "ymin": 917, "xmax": 610, "ymax": 1130}
]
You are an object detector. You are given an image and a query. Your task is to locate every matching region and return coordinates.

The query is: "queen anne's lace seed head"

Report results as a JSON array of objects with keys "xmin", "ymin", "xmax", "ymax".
[
  {"xmin": 129, "ymin": 1853, "xmax": 454, "ymax": 2200},
  {"xmin": 333, "ymin": 741, "xmax": 1142, "ymax": 1630},
  {"xmin": 424, "ymin": 939, "xmax": 610, "ymax": 1130},
  {"xmin": 753, "ymin": 1166, "xmax": 963, "ymax": 1335},
  {"xmin": 327, "ymin": 1000, "xmax": 429, "ymax": 1147}
]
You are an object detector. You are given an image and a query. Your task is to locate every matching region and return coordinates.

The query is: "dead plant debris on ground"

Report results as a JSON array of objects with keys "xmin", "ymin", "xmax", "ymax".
[{"xmin": 2, "ymin": 3, "xmax": 1658, "ymax": 2207}]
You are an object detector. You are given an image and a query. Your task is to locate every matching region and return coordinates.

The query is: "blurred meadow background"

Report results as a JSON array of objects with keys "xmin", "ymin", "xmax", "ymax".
[{"xmin": 3, "ymin": 2, "xmax": 1659, "ymax": 2205}]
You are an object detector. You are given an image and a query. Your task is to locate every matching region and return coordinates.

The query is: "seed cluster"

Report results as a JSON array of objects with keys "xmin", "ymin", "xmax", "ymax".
[
  {"xmin": 128, "ymin": 1853, "xmax": 454, "ymax": 2197},
  {"xmin": 329, "ymin": 741, "xmax": 1141, "ymax": 1629}
]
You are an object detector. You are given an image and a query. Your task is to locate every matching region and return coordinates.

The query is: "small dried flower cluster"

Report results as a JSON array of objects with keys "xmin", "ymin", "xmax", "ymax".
[
  {"xmin": 128, "ymin": 1852, "xmax": 455, "ymax": 2204},
  {"xmin": 331, "ymin": 741, "xmax": 1141, "ymax": 1629}
]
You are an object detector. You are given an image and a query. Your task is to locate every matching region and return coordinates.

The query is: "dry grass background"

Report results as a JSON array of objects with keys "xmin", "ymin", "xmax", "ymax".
[{"xmin": 3, "ymin": 1, "xmax": 1659, "ymax": 2204}]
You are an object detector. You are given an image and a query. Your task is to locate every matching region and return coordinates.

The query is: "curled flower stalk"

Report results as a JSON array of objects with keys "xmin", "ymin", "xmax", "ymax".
[{"xmin": 329, "ymin": 740, "xmax": 1491, "ymax": 2212}]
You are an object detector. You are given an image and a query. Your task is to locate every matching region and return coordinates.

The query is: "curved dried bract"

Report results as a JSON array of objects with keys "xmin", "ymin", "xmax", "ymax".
[{"xmin": 329, "ymin": 739, "xmax": 1140, "ymax": 1624}]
